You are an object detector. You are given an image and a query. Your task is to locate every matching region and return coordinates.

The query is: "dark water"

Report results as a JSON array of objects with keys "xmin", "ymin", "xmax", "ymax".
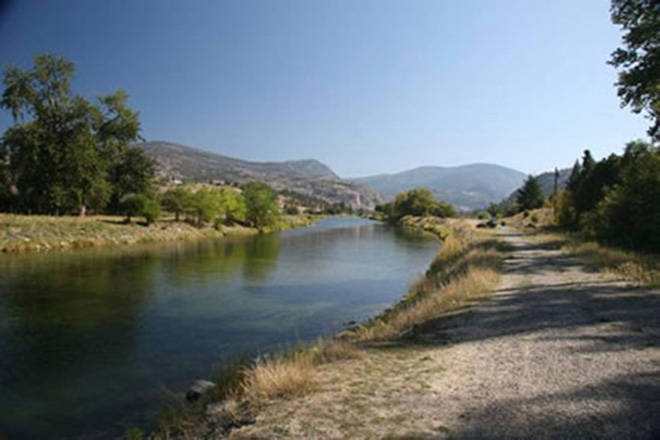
[{"xmin": 0, "ymin": 217, "xmax": 438, "ymax": 439}]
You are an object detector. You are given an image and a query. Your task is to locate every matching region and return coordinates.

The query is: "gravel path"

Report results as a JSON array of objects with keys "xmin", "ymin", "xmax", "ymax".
[
  {"xmin": 231, "ymin": 229, "xmax": 659, "ymax": 439},
  {"xmin": 428, "ymin": 228, "xmax": 659, "ymax": 439}
]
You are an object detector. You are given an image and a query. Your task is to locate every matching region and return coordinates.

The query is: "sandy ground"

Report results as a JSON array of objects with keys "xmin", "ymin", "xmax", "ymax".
[{"xmin": 229, "ymin": 228, "xmax": 659, "ymax": 439}]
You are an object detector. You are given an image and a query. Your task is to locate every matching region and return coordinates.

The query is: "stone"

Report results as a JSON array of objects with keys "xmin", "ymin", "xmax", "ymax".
[{"xmin": 186, "ymin": 379, "xmax": 216, "ymax": 402}]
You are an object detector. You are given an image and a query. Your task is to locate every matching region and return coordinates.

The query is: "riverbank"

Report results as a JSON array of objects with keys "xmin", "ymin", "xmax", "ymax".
[
  {"xmin": 0, "ymin": 213, "xmax": 321, "ymax": 253},
  {"xmin": 147, "ymin": 216, "xmax": 509, "ymax": 439}
]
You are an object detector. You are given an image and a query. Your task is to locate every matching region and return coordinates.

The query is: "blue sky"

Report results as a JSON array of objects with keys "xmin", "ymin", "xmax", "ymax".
[{"xmin": 0, "ymin": 0, "xmax": 649, "ymax": 177}]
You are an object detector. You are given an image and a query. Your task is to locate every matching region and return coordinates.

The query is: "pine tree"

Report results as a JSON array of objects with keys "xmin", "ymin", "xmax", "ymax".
[{"xmin": 516, "ymin": 175, "xmax": 545, "ymax": 210}]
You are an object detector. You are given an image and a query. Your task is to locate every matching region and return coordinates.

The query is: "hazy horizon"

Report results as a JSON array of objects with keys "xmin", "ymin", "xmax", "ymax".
[{"xmin": 0, "ymin": 0, "xmax": 650, "ymax": 177}]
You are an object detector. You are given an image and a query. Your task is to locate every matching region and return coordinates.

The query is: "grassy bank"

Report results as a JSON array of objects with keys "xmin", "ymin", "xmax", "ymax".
[
  {"xmin": 147, "ymin": 217, "xmax": 508, "ymax": 439},
  {"xmin": 0, "ymin": 213, "xmax": 321, "ymax": 253}
]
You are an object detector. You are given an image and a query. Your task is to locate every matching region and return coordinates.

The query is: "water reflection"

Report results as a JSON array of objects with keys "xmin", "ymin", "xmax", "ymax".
[{"xmin": 0, "ymin": 217, "xmax": 438, "ymax": 439}]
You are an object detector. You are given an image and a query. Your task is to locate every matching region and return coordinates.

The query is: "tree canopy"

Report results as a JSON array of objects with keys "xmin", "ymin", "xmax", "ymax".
[
  {"xmin": 609, "ymin": 0, "xmax": 660, "ymax": 142},
  {"xmin": 243, "ymin": 181, "xmax": 280, "ymax": 229},
  {"xmin": 556, "ymin": 141, "xmax": 660, "ymax": 251},
  {"xmin": 376, "ymin": 188, "xmax": 456, "ymax": 222},
  {"xmin": 0, "ymin": 54, "xmax": 154, "ymax": 215},
  {"xmin": 516, "ymin": 175, "xmax": 545, "ymax": 211}
]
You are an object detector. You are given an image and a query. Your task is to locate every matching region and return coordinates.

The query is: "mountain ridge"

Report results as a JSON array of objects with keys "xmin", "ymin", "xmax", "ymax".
[
  {"xmin": 350, "ymin": 163, "xmax": 527, "ymax": 210},
  {"xmin": 138, "ymin": 141, "xmax": 382, "ymax": 209}
]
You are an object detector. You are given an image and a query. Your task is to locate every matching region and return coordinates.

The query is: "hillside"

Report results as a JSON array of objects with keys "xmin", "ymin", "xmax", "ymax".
[
  {"xmin": 350, "ymin": 164, "xmax": 526, "ymax": 210},
  {"xmin": 506, "ymin": 167, "xmax": 572, "ymax": 202},
  {"xmin": 534, "ymin": 167, "xmax": 572, "ymax": 196},
  {"xmin": 139, "ymin": 141, "xmax": 383, "ymax": 210}
]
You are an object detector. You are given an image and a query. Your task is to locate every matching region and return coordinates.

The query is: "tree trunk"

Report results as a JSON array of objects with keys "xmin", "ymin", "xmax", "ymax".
[{"xmin": 79, "ymin": 205, "xmax": 86, "ymax": 217}]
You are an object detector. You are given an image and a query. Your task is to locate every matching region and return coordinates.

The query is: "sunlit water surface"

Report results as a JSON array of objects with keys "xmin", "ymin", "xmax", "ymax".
[{"xmin": 0, "ymin": 217, "xmax": 438, "ymax": 439}]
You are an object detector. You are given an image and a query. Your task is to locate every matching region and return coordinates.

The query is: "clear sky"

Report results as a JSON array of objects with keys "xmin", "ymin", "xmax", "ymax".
[{"xmin": 0, "ymin": 0, "xmax": 650, "ymax": 177}]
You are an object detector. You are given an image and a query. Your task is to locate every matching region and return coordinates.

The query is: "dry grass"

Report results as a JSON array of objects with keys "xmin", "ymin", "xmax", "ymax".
[
  {"xmin": 352, "ymin": 225, "xmax": 506, "ymax": 342},
  {"xmin": 0, "ymin": 213, "xmax": 319, "ymax": 253},
  {"xmin": 399, "ymin": 215, "xmax": 451, "ymax": 239},
  {"xmin": 241, "ymin": 354, "xmax": 316, "ymax": 403},
  {"xmin": 530, "ymin": 230, "xmax": 660, "ymax": 287},
  {"xmin": 240, "ymin": 339, "xmax": 363, "ymax": 405},
  {"xmin": 505, "ymin": 207, "xmax": 555, "ymax": 229},
  {"xmin": 563, "ymin": 240, "xmax": 660, "ymax": 287}
]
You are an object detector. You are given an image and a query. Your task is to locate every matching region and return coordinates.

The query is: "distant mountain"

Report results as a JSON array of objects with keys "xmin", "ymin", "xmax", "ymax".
[
  {"xmin": 350, "ymin": 164, "xmax": 527, "ymax": 210},
  {"xmin": 138, "ymin": 141, "xmax": 383, "ymax": 209}
]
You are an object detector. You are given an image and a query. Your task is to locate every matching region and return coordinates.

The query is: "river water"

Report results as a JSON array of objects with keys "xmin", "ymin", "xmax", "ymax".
[{"xmin": 0, "ymin": 217, "xmax": 438, "ymax": 439}]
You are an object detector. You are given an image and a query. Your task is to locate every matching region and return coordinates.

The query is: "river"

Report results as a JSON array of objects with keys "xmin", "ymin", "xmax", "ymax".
[{"xmin": 0, "ymin": 217, "xmax": 438, "ymax": 439}]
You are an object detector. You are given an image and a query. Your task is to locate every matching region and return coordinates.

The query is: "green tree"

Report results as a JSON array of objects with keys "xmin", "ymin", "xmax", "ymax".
[
  {"xmin": 595, "ymin": 142, "xmax": 660, "ymax": 250},
  {"xmin": 161, "ymin": 187, "xmax": 193, "ymax": 221},
  {"xmin": 121, "ymin": 194, "xmax": 147, "ymax": 223},
  {"xmin": 217, "ymin": 187, "xmax": 247, "ymax": 225},
  {"xmin": 243, "ymin": 181, "xmax": 280, "ymax": 229},
  {"xmin": 393, "ymin": 188, "xmax": 436, "ymax": 218},
  {"xmin": 120, "ymin": 193, "xmax": 161, "ymax": 225},
  {"xmin": 141, "ymin": 197, "xmax": 162, "ymax": 226},
  {"xmin": 191, "ymin": 187, "xmax": 222, "ymax": 225},
  {"xmin": 609, "ymin": 0, "xmax": 660, "ymax": 142},
  {"xmin": 0, "ymin": 54, "xmax": 144, "ymax": 215},
  {"xmin": 108, "ymin": 146, "xmax": 155, "ymax": 212},
  {"xmin": 516, "ymin": 175, "xmax": 545, "ymax": 210},
  {"xmin": 487, "ymin": 202, "xmax": 501, "ymax": 218}
]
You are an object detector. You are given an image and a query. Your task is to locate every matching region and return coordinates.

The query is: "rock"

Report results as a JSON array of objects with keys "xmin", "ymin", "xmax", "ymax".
[{"xmin": 186, "ymin": 379, "xmax": 216, "ymax": 402}]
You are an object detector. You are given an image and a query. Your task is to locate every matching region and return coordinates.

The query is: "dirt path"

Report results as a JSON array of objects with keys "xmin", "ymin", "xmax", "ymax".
[{"xmin": 231, "ymin": 229, "xmax": 659, "ymax": 439}]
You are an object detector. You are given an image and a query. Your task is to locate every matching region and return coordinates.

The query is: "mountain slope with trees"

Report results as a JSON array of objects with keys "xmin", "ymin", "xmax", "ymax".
[{"xmin": 139, "ymin": 141, "xmax": 384, "ymax": 210}]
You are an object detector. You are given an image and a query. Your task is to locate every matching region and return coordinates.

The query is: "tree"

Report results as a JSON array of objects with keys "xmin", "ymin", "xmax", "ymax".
[
  {"xmin": 487, "ymin": 203, "xmax": 501, "ymax": 218},
  {"xmin": 516, "ymin": 175, "xmax": 545, "ymax": 210},
  {"xmin": 217, "ymin": 187, "xmax": 246, "ymax": 225},
  {"xmin": 393, "ymin": 188, "xmax": 436, "ymax": 218},
  {"xmin": 609, "ymin": 0, "xmax": 660, "ymax": 142},
  {"xmin": 121, "ymin": 194, "xmax": 147, "ymax": 223},
  {"xmin": 191, "ymin": 187, "xmax": 222, "ymax": 225},
  {"xmin": 0, "ymin": 54, "xmax": 144, "ymax": 215},
  {"xmin": 243, "ymin": 181, "xmax": 280, "ymax": 229},
  {"xmin": 141, "ymin": 197, "xmax": 161, "ymax": 226},
  {"xmin": 567, "ymin": 160, "xmax": 582, "ymax": 192},
  {"xmin": 595, "ymin": 141, "xmax": 660, "ymax": 250},
  {"xmin": 108, "ymin": 146, "xmax": 155, "ymax": 211},
  {"xmin": 161, "ymin": 187, "xmax": 193, "ymax": 221}
]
